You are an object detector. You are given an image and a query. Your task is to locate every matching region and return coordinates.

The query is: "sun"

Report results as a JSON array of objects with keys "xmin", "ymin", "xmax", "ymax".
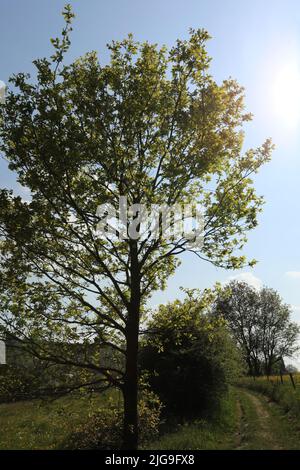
[{"xmin": 270, "ymin": 61, "xmax": 300, "ymax": 128}]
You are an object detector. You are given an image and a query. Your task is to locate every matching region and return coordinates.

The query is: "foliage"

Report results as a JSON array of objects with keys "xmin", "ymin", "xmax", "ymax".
[
  {"xmin": 0, "ymin": 360, "xmax": 108, "ymax": 403},
  {"xmin": 0, "ymin": 366, "xmax": 35, "ymax": 403},
  {"xmin": 63, "ymin": 389, "xmax": 162, "ymax": 449},
  {"xmin": 0, "ymin": 339, "xmax": 114, "ymax": 402},
  {"xmin": 63, "ymin": 405, "xmax": 123, "ymax": 450},
  {"xmin": 139, "ymin": 291, "xmax": 242, "ymax": 418},
  {"xmin": 213, "ymin": 281, "xmax": 299, "ymax": 375},
  {"xmin": 144, "ymin": 386, "xmax": 238, "ymax": 450}
]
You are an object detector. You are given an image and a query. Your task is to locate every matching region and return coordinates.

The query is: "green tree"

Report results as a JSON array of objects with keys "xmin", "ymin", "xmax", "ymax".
[
  {"xmin": 213, "ymin": 281, "xmax": 262, "ymax": 375},
  {"xmin": 0, "ymin": 6, "xmax": 272, "ymax": 448},
  {"xmin": 258, "ymin": 287, "xmax": 299, "ymax": 375},
  {"xmin": 140, "ymin": 290, "xmax": 242, "ymax": 418},
  {"xmin": 214, "ymin": 282, "xmax": 299, "ymax": 375}
]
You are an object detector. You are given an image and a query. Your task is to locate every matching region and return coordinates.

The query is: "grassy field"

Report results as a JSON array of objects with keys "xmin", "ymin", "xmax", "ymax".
[
  {"xmin": 240, "ymin": 373, "xmax": 300, "ymax": 389},
  {"xmin": 0, "ymin": 390, "xmax": 121, "ymax": 450},
  {"xmin": 1, "ymin": 383, "xmax": 300, "ymax": 450},
  {"xmin": 0, "ymin": 387, "xmax": 241, "ymax": 450}
]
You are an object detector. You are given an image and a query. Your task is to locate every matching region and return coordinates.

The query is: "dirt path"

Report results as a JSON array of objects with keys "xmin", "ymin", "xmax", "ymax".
[
  {"xmin": 234, "ymin": 399, "xmax": 244, "ymax": 448},
  {"xmin": 239, "ymin": 390, "xmax": 281, "ymax": 449},
  {"xmin": 235, "ymin": 388, "xmax": 300, "ymax": 450}
]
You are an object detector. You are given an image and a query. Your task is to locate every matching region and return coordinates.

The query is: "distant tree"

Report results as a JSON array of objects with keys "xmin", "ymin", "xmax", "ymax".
[
  {"xmin": 214, "ymin": 282, "xmax": 299, "ymax": 375},
  {"xmin": 213, "ymin": 281, "xmax": 261, "ymax": 375},
  {"xmin": 285, "ymin": 364, "xmax": 298, "ymax": 374},
  {"xmin": 258, "ymin": 287, "xmax": 299, "ymax": 376},
  {"xmin": 0, "ymin": 6, "xmax": 272, "ymax": 448}
]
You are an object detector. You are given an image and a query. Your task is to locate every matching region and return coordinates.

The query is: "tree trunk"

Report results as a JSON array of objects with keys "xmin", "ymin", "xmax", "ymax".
[
  {"xmin": 122, "ymin": 240, "xmax": 140, "ymax": 450},
  {"xmin": 246, "ymin": 356, "xmax": 253, "ymax": 376},
  {"xmin": 122, "ymin": 315, "xmax": 139, "ymax": 449},
  {"xmin": 265, "ymin": 360, "xmax": 273, "ymax": 377},
  {"xmin": 253, "ymin": 358, "xmax": 260, "ymax": 376}
]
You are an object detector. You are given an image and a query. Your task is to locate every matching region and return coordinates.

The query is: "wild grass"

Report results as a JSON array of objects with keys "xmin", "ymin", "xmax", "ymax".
[
  {"xmin": 144, "ymin": 387, "xmax": 239, "ymax": 450},
  {"xmin": 0, "ymin": 389, "xmax": 120, "ymax": 449},
  {"xmin": 238, "ymin": 375, "xmax": 300, "ymax": 418},
  {"xmin": 0, "ymin": 385, "xmax": 238, "ymax": 450}
]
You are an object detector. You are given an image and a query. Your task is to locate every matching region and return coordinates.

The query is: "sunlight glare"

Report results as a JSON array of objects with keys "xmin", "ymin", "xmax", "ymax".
[{"xmin": 271, "ymin": 62, "xmax": 300, "ymax": 129}]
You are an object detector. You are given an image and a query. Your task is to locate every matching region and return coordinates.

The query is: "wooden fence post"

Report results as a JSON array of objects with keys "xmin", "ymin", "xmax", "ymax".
[{"xmin": 289, "ymin": 373, "xmax": 296, "ymax": 390}]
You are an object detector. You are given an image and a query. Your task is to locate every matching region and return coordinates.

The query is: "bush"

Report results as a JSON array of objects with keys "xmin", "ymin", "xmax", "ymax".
[
  {"xmin": 0, "ymin": 365, "xmax": 41, "ymax": 402},
  {"xmin": 0, "ymin": 360, "xmax": 103, "ymax": 403},
  {"xmin": 63, "ymin": 389, "xmax": 162, "ymax": 449},
  {"xmin": 63, "ymin": 405, "xmax": 122, "ymax": 450},
  {"xmin": 0, "ymin": 363, "xmax": 73, "ymax": 403},
  {"xmin": 139, "ymin": 296, "xmax": 242, "ymax": 419}
]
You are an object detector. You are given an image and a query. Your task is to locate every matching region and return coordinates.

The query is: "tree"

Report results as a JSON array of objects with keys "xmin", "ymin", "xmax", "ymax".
[
  {"xmin": 139, "ymin": 291, "xmax": 242, "ymax": 418},
  {"xmin": 258, "ymin": 287, "xmax": 299, "ymax": 375},
  {"xmin": 213, "ymin": 281, "xmax": 262, "ymax": 375},
  {"xmin": 214, "ymin": 282, "xmax": 299, "ymax": 376},
  {"xmin": 0, "ymin": 6, "xmax": 272, "ymax": 448}
]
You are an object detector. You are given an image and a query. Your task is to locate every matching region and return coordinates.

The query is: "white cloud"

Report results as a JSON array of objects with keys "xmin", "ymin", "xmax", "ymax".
[
  {"xmin": 224, "ymin": 272, "xmax": 263, "ymax": 290},
  {"xmin": 291, "ymin": 306, "xmax": 300, "ymax": 322},
  {"xmin": 16, "ymin": 183, "xmax": 32, "ymax": 203},
  {"xmin": 285, "ymin": 271, "xmax": 300, "ymax": 280},
  {"xmin": 0, "ymin": 80, "xmax": 5, "ymax": 104}
]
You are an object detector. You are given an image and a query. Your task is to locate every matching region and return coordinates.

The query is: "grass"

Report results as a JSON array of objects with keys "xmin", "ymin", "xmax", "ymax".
[
  {"xmin": 237, "ymin": 375, "xmax": 300, "ymax": 449},
  {"xmin": 237, "ymin": 389, "xmax": 263, "ymax": 449},
  {"xmin": 2, "ymin": 378, "xmax": 300, "ymax": 450},
  {"xmin": 144, "ymin": 382, "xmax": 300, "ymax": 450},
  {"xmin": 238, "ymin": 375, "xmax": 300, "ymax": 417},
  {"xmin": 144, "ymin": 387, "xmax": 239, "ymax": 450},
  {"xmin": 0, "ymin": 387, "xmax": 239, "ymax": 450},
  {"xmin": 0, "ymin": 389, "xmax": 121, "ymax": 450},
  {"xmin": 237, "ymin": 387, "xmax": 300, "ymax": 449}
]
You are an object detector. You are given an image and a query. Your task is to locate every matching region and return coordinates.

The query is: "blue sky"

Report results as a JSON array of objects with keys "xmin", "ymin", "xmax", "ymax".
[{"xmin": 1, "ymin": 0, "xmax": 300, "ymax": 358}]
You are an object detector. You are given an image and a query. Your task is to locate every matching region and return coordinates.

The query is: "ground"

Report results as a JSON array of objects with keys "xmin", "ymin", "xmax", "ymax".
[
  {"xmin": 236, "ymin": 388, "xmax": 300, "ymax": 450},
  {"xmin": 146, "ymin": 387, "xmax": 300, "ymax": 450},
  {"xmin": 0, "ymin": 390, "xmax": 121, "ymax": 450},
  {"xmin": 0, "ymin": 386, "xmax": 299, "ymax": 449}
]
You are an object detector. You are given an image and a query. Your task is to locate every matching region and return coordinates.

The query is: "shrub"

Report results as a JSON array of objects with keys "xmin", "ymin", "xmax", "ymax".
[
  {"xmin": 139, "ymin": 296, "xmax": 242, "ymax": 419},
  {"xmin": 62, "ymin": 389, "xmax": 162, "ymax": 449},
  {"xmin": 0, "ymin": 360, "xmax": 103, "ymax": 403},
  {"xmin": 63, "ymin": 405, "xmax": 122, "ymax": 450},
  {"xmin": 0, "ymin": 365, "xmax": 41, "ymax": 402}
]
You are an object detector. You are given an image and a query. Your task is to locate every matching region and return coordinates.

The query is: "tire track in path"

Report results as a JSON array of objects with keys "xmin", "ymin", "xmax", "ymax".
[{"xmin": 235, "ymin": 389, "xmax": 282, "ymax": 450}]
